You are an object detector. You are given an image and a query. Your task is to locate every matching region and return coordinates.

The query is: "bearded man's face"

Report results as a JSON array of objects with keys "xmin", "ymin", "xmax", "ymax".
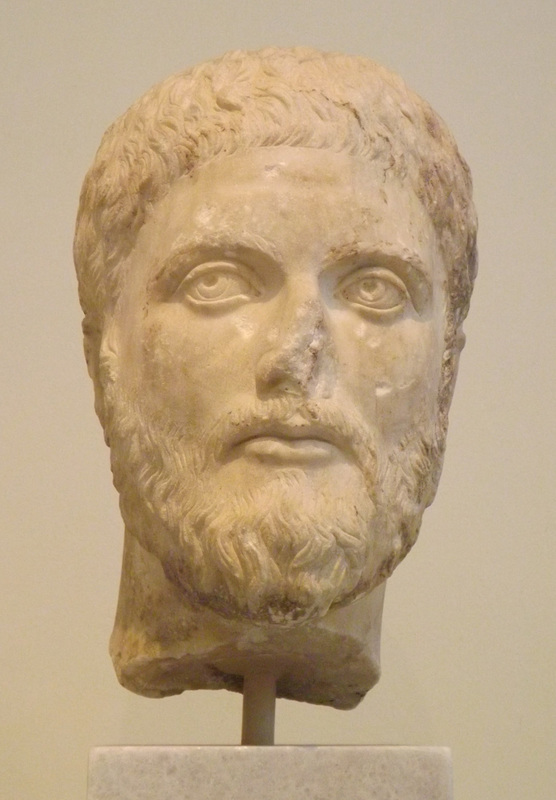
[{"xmin": 101, "ymin": 146, "xmax": 447, "ymax": 626}]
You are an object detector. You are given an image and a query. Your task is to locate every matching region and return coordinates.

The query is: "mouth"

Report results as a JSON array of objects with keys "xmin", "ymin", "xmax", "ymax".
[{"xmin": 230, "ymin": 419, "xmax": 348, "ymax": 466}]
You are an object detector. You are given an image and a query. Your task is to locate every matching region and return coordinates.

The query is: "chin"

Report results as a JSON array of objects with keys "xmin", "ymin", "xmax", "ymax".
[{"xmin": 108, "ymin": 392, "xmax": 441, "ymax": 626}]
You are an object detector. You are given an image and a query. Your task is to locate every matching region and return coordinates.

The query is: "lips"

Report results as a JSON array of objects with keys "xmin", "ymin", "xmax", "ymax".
[{"xmin": 230, "ymin": 418, "xmax": 349, "ymax": 466}]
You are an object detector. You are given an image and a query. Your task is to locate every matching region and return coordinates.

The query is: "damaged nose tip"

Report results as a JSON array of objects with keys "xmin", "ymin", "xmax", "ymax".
[
  {"xmin": 257, "ymin": 355, "xmax": 311, "ymax": 396},
  {"xmin": 275, "ymin": 379, "xmax": 305, "ymax": 396},
  {"xmin": 255, "ymin": 300, "xmax": 332, "ymax": 396}
]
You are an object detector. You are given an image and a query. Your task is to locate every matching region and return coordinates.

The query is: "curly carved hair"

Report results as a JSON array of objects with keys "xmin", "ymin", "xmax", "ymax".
[{"xmin": 74, "ymin": 47, "xmax": 477, "ymax": 425}]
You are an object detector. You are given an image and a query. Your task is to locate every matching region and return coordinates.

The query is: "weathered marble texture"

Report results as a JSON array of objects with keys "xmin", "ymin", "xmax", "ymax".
[
  {"xmin": 88, "ymin": 746, "xmax": 453, "ymax": 800},
  {"xmin": 74, "ymin": 47, "xmax": 476, "ymax": 705}
]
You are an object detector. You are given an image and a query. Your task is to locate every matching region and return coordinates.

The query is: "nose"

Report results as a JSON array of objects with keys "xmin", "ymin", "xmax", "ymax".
[{"xmin": 255, "ymin": 288, "xmax": 335, "ymax": 399}]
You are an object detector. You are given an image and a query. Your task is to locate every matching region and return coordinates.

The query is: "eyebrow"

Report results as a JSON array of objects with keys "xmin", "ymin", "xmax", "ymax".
[
  {"xmin": 325, "ymin": 242, "xmax": 431, "ymax": 281},
  {"xmin": 161, "ymin": 237, "xmax": 431, "ymax": 275},
  {"xmin": 163, "ymin": 231, "xmax": 282, "ymax": 269}
]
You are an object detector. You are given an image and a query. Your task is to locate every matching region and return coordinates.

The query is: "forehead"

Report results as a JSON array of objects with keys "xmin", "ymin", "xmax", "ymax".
[{"xmin": 134, "ymin": 146, "xmax": 440, "ymax": 280}]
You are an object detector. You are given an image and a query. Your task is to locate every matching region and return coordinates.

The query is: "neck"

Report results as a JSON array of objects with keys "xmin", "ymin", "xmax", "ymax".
[{"xmin": 110, "ymin": 527, "xmax": 385, "ymax": 708}]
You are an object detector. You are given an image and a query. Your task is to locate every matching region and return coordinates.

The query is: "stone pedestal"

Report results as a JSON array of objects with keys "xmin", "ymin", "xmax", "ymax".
[{"xmin": 88, "ymin": 745, "xmax": 452, "ymax": 799}]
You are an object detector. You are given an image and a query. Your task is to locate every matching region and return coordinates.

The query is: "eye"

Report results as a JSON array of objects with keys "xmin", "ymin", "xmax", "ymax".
[
  {"xmin": 336, "ymin": 267, "xmax": 410, "ymax": 317},
  {"xmin": 176, "ymin": 262, "xmax": 261, "ymax": 308}
]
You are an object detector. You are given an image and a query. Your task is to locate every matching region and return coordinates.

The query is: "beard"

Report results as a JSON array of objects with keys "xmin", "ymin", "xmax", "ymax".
[{"xmin": 105, "ymin": 389, "xmax": 444, "ymax": 626}]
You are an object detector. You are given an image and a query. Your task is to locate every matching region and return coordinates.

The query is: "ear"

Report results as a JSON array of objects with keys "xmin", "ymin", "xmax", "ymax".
[
  {"xmin": 82, "ymin": 317, "xmax": 117, "ymax": 441},
  {"xmin": 438, "ymin": 325, "xmax": 466, "ymax": 426},
  {"xmin": 455, "ymin": 327, "xmax": 466, "ymax": 353}
]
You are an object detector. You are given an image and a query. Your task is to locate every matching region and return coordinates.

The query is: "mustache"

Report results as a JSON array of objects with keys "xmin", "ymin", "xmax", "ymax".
[{"xmin": 202, "ymin": 397, "xmax": 377, "ymax": 472}]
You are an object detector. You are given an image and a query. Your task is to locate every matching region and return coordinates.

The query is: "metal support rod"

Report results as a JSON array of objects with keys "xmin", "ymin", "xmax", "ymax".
[{"xmin": 241, "ymin": 672, "xmax": 277, "ymax": 745}]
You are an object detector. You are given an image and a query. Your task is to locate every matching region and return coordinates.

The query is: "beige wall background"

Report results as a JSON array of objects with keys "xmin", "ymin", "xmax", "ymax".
[{"xmin": 2, "ymin": 2, "xmax": 555, "ymax": 799}]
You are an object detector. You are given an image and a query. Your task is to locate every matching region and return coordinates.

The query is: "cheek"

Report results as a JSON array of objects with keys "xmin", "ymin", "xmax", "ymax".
[
  {"xmin": 349, "ymin": 320, "xmax": 442, "ymax": 441},
  {"xmin": 138, "ymin": 308, "xmax": 258, "ymax": 427}
]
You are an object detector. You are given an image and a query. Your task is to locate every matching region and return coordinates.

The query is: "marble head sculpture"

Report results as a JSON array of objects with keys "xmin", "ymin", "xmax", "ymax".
[{"xmin": 74, "ymin": 47, "xmax": 476, "ymax": 707}]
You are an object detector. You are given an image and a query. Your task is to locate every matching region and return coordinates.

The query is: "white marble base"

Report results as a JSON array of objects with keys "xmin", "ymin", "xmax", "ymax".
[{"xmin": 88, "ymin": 745, "xmax": 452, "ymax": 799}]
